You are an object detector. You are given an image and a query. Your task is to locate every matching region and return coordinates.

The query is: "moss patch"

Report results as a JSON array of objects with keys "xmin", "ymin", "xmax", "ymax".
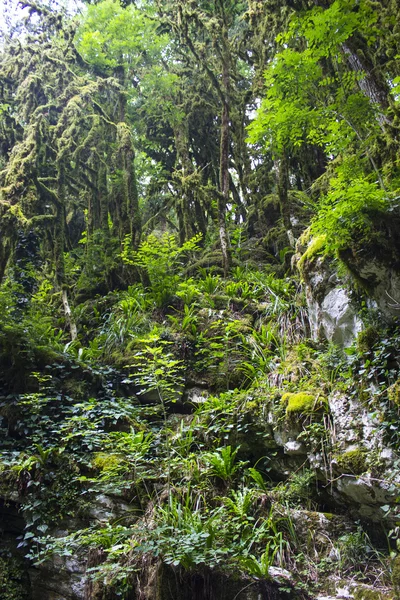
[
  {"xmin": 353, "ymin": 587, "xmax": 392, "ymax": 600},
  {"xmin": 388, "ymin": 380, "xmax": 400, "ymax": 407},
  {"xmin": 281, "ymin": 392, "xmax": 327, "ymax": 416},
  {"xmin": 392, "ymin": 554, "xmax": 400, "ymax": 599},
  {"xmin": 335, "ymin": 448, "xmax": 368, "ymax": 475},
  {"xmin": 92, "ymin": 452, "xmax": 124, "ymax": 472},
  {"xmin": 298, "ymin": 234, "xmax": 327, "ymax": 277},
  {"xmin": 0, "ymin": 555, "xmax": 30, "ymax": 600},
  {"xmin": 356, "ymin": 327, "xmax": 380, "ymax": 353}
]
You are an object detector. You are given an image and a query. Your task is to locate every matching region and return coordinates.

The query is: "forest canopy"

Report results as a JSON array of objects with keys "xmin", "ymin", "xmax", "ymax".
[{"xmin": 1, "ymin": 0, "xmax": 399, "ymax": 303}]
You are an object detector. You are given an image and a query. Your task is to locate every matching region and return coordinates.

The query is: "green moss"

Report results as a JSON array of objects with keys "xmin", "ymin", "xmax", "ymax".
[
  {"xmin": 335, "ymin": 448, "xmax": 368, "ymax": 475},
  {"xmin": 392, "ymin": 554, "xmax": 400, "ymax": 599},
  {"xmin": 92, "ymin": 453, "xmax": 123, "ymax": 472},
  {"xmin": 356, "ymin": 327, "xmax": 380, "ymax": 353},
  {"xmin": 34, "ymin": 345, "xmax": 63, "ymax": 366},
  {"xmin": 298, "ymin": 227, "xmax": 312, "ymax": 247},
  {"xmin": 297, "ymin": 234, "xmax": 327, "ymax": 276},
  {"xmin": 0, "ymin": 555, "xmax": 30, "ymax": 600},
  {"xmin": 388, "ymin": 380, "xmax": 400, "ymax": 407},
  {"xmin": 281, "ymin": 392, "xmax": 327, "ymax": 416},
  {"xmin": 353, "ymin": 587, "xmax": 391, "ymax": 600}
]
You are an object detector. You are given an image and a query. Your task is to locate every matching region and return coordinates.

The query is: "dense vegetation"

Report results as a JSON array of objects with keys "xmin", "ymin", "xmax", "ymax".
[{"xmin": 1, "ymin": 0, "xmax": 400, "ymax": 598}]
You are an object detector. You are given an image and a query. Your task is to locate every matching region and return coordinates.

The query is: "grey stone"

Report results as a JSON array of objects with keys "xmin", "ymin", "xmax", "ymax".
[
  {"xmin": 183, "ymin": 387, "xmax": 208, "ymax": 404},
  {"xmin": 284, "ymin": 440, "xmax": 307, "ymax": 455},
  {"xmin": 319, "ymin": 288, "xmax": 363, "ymax": 347},
  {"xmin": 357, "ymin": 259, "xmax": 400, "ymax": 320},
  {"xmin": 268, "ymin": 566, "xmax": 292, "ymax": 582},
  {"xmin": 336, "ymin": 475, "xmax": 397, "ymax": 510}
]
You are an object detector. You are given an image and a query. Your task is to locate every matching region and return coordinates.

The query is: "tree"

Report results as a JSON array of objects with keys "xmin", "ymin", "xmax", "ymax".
[
  {"xmin": 248, "ymin": 0, "xmax": 400, "ymax": 249},
  {"xmin": 0, "ymin": 1, "xmax": 144, "ymax": 333}
]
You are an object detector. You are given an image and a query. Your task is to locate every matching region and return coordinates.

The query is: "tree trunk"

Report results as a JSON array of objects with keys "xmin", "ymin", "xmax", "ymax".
[
  {"xmin": 56, "ymin": 161, "xmax": 77, "ymax": 340},
  {"xmin": 62, "ymin": 289, "xmax": 77, "ymax": 342},
  {"xmin": 276, "ymin": 152, "xmax": 294, "ymax": 247},
  {"xmin": 219, "ymin": 35, "xmax": 232, "ymax": 276},
  {"xmin": 113, "ymin": 67, "xmax": 141, "ymax": 249},
  {"xmin": 341, "ymin": 41, "xmax": 391, "ymax": 126},
  {"xmin": 55, "ymin": 162, "xmax": 66, "ymax": 287},
  {"xmin": 174, "ymin": 121, "xmax": 196, "ymax": 243},
  {"xmin": 0, "ymin": 233, "xmax": 13, "ymax": 285}
]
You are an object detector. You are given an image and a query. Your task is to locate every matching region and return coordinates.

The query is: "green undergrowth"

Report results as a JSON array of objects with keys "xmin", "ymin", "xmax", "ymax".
[{"xmin": 0, "ymin": 244, "xmax": 398, "ymax": 599}]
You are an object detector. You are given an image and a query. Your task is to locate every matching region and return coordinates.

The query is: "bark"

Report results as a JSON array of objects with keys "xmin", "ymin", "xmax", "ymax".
[
  {"xmin": 310, "ymin": 0, "xmax": 392, "ymax": 125},
  {"xmin": 341, "ymin": 41, "xmax": 391, "ymax": 126},
  {"xmin": 109, "ymin": 67, "xmax": 142, "ymax": 248},
  {"xmin": 174, "ymin": 119, "xmax": 209, "ymax": 243},
  {"xmin": 0, "ymin": 234, "xmax": 13, "ymax": 285},
  {"xmin": 174, "ymin": 121, "xmax": 195, "ymax": 244},
  {"xmin": 61, "ymin": 288, "xmax": 77, "ymax": 342},
  {"xmin": 56, "ymin": 162, "xmax": 77, "ymax": 339},
  {"xmin": 275, "ymin": 152, "xmax": 294, "ymax": 247},
  {"xmin": 98, "ymin": 162, "xmax": 109, "ymax": 236},
  {"xmin": 170, "ymin": 5, "xmax": 232, "ymax": 271},
  {"xmin": 219, "ymin": 34, "xmax": 232, "ymax": 276},
  {"xmin": 55, "ymin": 162, "xmax": 66, "ymax": 287},
  {"xmin": 124, "ymin": 132, "xmax": 141, "ymax": 249}
]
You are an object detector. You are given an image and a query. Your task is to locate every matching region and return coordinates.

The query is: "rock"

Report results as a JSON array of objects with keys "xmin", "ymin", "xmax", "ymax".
[
  {"xmin": 316, "ymin": 592, "xmax": 352, "ymax": 600},
  {"xmin": 352, "ymin": 583, "xmax": 394, "ymax": 600},
  {"xmin": 335, "ymin": 475, "xmax": 399, "ymax": 520},
  {"xmin": 336, "ymin": 588, "xmax": 352, "ymax": 599},
  {"xmin": 183, "ymin": 386, "xmax": 209, "ymax": 404},
  {"xmin": 289, "ymin": 509, "xmax": 353, "ymax": 548},
  {"xmin": 268, "ymin": 566, "xmax": 292, "ymax": 583},
  {"xmin": 284, "ymin": 440, "xmax": 307, "ymax": 455},
  {"xmin": 86, "ymin": 494, "xmax": 135, "ymax": 523},
  {"xmin": 308, "ymin": 451, "xmax": 325, "ymax": 470},
  {"xmin": 306, "ymin": 277, "xmax": 363, "ymax": 347},
  {"xmin": 328, "ymin": 392, "xmax": 384, "ymax": 452},
  {"xmin": 272, "ymin": 416, "xmax": 302, "ymax": 448},
  {"xmin": 380, "ymin": 448, "xmax": 395, "ymax": 462},
  {"xmin": 319, "ymin": 287, "xmax": 363, "ymax": 347},
  {"xmin": 353, "ymin": 259, "xmax": 400, "ymax": 321},
  {"xmin": 29, "ymin": 554, "xmax": 86, "ymax": 600},
  {"xmin": 298, "ymin": 211, "xmax": 400, "ymax": 345},
  {"xmin": 296, "ymin": 244, "xmax": 363, "ymax": 347}
]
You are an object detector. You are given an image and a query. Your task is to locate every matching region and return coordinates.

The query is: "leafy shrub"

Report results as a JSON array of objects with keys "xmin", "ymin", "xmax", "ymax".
[
  {"xmin": 121, "ymin": 233, "xmax": 202, "ymax": 308},
  {"xmin": 312, "ymin": 167, "xmax": 390, "ymax": 254}
]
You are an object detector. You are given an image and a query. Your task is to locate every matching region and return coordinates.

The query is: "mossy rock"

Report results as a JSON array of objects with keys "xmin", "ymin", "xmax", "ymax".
[
  {"xmin": 0, "ymin": 555, "xmax": 30, "ymax": 600},
  {"xmin": 335, "ymin": 448, "xmax": 368, "ymax": 475},
  {"xmin": 353, "ymin": 586, "xmax": 393, "ymax": 600},
  {"xmin": 281, "ymin": 392, "xmax": 327, "ymax": 416},
  {"xmin": 34, "ymin": 345, "xmax": 64, "ymax": 367},
  {"xmin": 297, "ymin": 234, "xmax": 327, "ymax": 278},
  {"xmin": 392, "ymin": 554, "xmax": 400, "ymax": 599},
  {"xmin": 357, "ymin": 326, "xmax": 380, "ymax": 353},
  {"xmin": 388, "ymin": 380, "xmax": 400, "ymax": 407}
]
